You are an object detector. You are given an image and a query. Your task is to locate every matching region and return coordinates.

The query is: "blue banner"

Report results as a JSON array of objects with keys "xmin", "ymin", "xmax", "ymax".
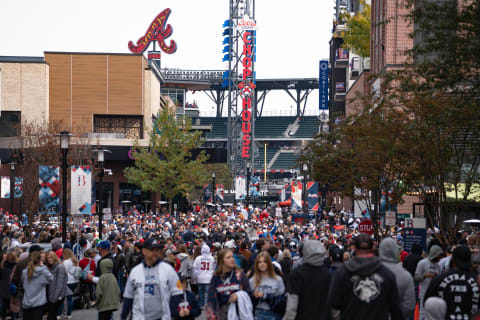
[
  {"xmin": 39, "ymin": 166, "xmax": 60, "ymax": 214},
  {"xmin": 14, "ymin": 177, "xmax": 23, "ymax": 199},
  {"xmin": 319, "ymin": 60, "xmax": 329, "ymax": 110},
  {"xmin": 307, "ymin": 182, "xmax": 319, "ymax": 211}
]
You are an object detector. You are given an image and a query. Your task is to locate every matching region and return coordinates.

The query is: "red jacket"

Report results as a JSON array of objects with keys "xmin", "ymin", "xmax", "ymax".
[{"xmin": 79, "ymin": 258, "xmax": 96, "ymax": 283}]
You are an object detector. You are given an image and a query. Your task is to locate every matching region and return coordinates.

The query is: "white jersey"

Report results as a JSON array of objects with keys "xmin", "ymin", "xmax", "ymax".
[{"xmin": 193, "ymin": 254, "xmax": 216, "ymax": 284}]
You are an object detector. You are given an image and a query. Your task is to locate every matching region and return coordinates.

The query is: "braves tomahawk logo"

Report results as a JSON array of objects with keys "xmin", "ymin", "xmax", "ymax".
[{"xmin": 128, "ymin": 8, "xmax": 177, "ymax": 54}]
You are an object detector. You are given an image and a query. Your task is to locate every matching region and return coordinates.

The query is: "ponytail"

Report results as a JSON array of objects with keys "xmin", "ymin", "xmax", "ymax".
[{"xmin": 27, "ymin": 251, "xmax": 41, "ymax": 281}]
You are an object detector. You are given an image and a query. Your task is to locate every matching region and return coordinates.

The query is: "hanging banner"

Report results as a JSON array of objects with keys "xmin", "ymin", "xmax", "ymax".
[
  {"xmin": 39, "ymin": 166, "xmax": 60, "ymax": 214},
  {"xmin": 14, "ymin": 177, "xmax": 23, "ymax": 199},
  {"xmin": 291, "ymin": 181, "xmax": 302, "ymax": 211},
  {"xmin": 280, "ymin": 187, "xmax": 286, "ymax": 202},
  {"xmin": 307, "ymin": 181, "xmax": 319, "ymax": 212},
  {"xmin": 319, "ymin": 60, "xmax": 329, "ymax": 110},
  {"xmin": 235, "ymin": 176, "xmax": 246, "ymax": 200},
  {"xmin": 71, "ymin": 166, "xmax": 92, "ymax": 215},
  {"xmin": 203, "ymin": 184, "xmax": 212, "ymax": 203},
  {"xmin": 1, "ymin": 177, "xmax": 9, "ymax": 198},
  {"xmin": 285, "ymin": 184, "xmax": 292, "ymax": 201},
  {"xmin": 215, "ymin": 184, "xmax": 224, "ymax": 203}
]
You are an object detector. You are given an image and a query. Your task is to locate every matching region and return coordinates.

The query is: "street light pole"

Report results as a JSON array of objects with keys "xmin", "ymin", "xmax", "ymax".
[
  {"xmin": 58, "ymin": 131, "xmax": 73, "ymax": 243},
  {"xmin": 302, "ymin": 163, "xmax": 308, "ymax": 224},
  {"xmin": 211, "ymin": 172, "xmax": 216, "ymax": 204},
  {"xmin": 246, "ymin": 162, "xmax": 251, "ymax": 208},
  {"xmin": 94, "ymin": 149, "xmax": 110, "ymax": 240},
  {"xmin": 9, "ymin": 161, "xmax": 15, "ymax": 215}
]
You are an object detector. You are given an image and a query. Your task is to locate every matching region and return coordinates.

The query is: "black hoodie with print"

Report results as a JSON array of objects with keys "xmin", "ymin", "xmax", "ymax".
[{"xmin": 327, "ymin": 256, "xmax": 404, "ymax": 320}]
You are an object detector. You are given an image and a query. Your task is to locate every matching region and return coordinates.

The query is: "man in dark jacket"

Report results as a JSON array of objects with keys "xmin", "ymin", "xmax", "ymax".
[
  {"xmin": 424, "ymin": 246, "xmax": 480, "ymax": 318},
  {"xmin": 328, "ymin": 233, "xmax": 404, "ymax": 320},
  {"xmin": 284, "ymin": 240, "xmax": 331, "ymax": 320},
  {"xmin": 402, "ymin": 243, "xmax": 424, "ymax": 278}
]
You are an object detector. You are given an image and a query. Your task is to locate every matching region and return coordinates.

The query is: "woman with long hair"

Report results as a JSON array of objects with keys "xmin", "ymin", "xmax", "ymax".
[
  {"xmin": 190, "ymin": 246, "xmax": 202, "ymax": 296},
  {"xmin": 45, "ymin": 251, "xmax": 70, "ymax": 320},
  {"xmin": 206, "ymin": 249, "xmax": 250, "ymax": 320},
  {"xmin": 279, "ymin": 248, "xmax": 293, "ymax": 279},
  {"xmin": 0, "ymin": 252, "xmax": 18, "ymax": 319},
  {"xmin": 250, "ymin": 252, "xmax": 286, "ymax": 320},
  {"xmin": 21, "ymin": 251, "xmax": 53, "ymax": 320},
  {"xmin": 60, "ymin": 248, "xmax": 79, "ymax": 319}
]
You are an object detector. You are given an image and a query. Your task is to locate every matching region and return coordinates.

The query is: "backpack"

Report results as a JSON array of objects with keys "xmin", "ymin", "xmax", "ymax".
[
  {"xmin": 80, "ymin": 259, "xmax": 93, "ymax": 280},
  {"xmin": 73, "ymin": 266, "xmax": 82, "ymax": 280}
]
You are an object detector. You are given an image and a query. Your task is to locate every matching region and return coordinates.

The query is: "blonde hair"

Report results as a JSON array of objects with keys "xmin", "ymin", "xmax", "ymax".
[
  {"xmin": 27, "ymin": 251, "xmax": 42, "ymax": 281},
  {"xmin": 281, "ymin": 249, "xmax": 292, "ymax": 261},
  {"xmin": 62, "ymin": 248, "xmax": 78, "ymax": 266},
  {"xmin": 252, "ymin": 252, "xmax": 277, "ymax": 289},
  {"xmin": 47, "ymin": 251, "xmax": 61, "ymax": 266}
]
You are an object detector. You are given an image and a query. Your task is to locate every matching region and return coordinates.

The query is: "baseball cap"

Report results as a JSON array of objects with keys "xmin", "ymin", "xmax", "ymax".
[
  {"xmin": 29, "ymin": 244, "xmax": 44, "ymax": 253},
  {"xmin": 97, "ymin": 240, "xmax": 111, "ymax": 250},
  {"xmin": 329, "ymin": 246, "xmax": 344, "ymax": 262},
  {"xmin": 143, "ymin": 238, "xmax": 162, "ymax": 249}
]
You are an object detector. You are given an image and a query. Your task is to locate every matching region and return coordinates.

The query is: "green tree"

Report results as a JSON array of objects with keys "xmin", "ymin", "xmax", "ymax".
[
  {"xmin": 305, "ymin": 0, "xmax": 480, "ymax": 244},
  {"xmin": 124, "ymin": 107, "xmax": 209, "ymax": 213},
  {"xmin": 340, "ymin": 1, "xmax": 371, "ymax": 57}
]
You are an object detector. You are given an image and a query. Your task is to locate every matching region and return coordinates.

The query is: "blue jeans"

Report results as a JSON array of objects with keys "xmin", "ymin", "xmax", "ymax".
[
  {"xmin": 59, "ymin": 283, "xmax": 77, "ymax": 316},
  {"xmin": 197, "ymin": 283, "xmax": 209, "ymax": 308},
  {"xmin": 255, "ymin": 309, "xmax": 281, "ymax": 320},
  {"xmin": 117, "ymin": 271, "xmax": 126, "ymax": 296}
]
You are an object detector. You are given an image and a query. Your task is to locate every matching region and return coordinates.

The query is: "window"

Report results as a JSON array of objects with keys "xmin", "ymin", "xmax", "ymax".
[
  {"xmin": 0, "ymin": 111, "xmax": 21, "ymax": 137},
  {"xmin": 94, "ymin": 115, "xmax": 143, "ymax": 139},
  {"xmin": 160, "ymin": 88, "xmax": 185, "ymax": 107},
  {"xmin": 119, "ymin": 183, "xmax": 151, "ymax": 211}
]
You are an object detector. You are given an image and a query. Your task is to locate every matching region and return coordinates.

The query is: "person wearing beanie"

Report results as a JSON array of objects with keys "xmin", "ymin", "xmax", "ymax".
[
  {"xmin": 414, "ymin": 244, "xmax": 443, "ymax": 319},
  {"xmin": 424, "ymin": 246, "xmax": 479, "ymax": 319},
  {"xmin": 379, "ymin": 238, "xmax": 416, "ymax": 319},
  {"xmin": 284, "ymin": 240, "xmax": 331, "ymax": 320}
]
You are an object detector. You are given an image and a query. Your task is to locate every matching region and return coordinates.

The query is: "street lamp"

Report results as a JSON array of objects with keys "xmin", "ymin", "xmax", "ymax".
[
  {"xmin": 9, "ymin": 161, "xmax": 15, "ymax": 215},
  {"xmin": 211, "ymin": 171, "xmax": 216, "ymax": 204},
  {"xmin": 57, "ymin": 131, "xmax": 73, "ymax": 243},
  {"xmin": 246, "ymin": 161, "xmax": 251, "ymax": 208},
  {"xmin": 93, "ymin": 149, "xmax": 111, "ymax": 240},
  {"xmin": 302, "ymin": 163, "xmax": 308, "ymax": 224}
]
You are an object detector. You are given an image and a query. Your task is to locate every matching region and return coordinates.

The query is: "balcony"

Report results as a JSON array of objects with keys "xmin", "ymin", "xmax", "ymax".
[{"xmin": 335, "ymin": 48, "xmax": 349, "ymax": 68}]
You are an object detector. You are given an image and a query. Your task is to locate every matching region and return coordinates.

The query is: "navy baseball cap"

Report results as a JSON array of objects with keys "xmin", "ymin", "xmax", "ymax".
[{"xmin": 143, "ymin": 238, "xmax": 162, "ymax": 249}]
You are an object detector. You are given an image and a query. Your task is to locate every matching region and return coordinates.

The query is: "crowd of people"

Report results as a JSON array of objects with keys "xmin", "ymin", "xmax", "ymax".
[{"xmin": 0, "ymin": 205, "xmax": 479, "ymax": 320}]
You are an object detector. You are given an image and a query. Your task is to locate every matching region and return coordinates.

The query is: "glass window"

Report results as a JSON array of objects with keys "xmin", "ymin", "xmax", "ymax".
[
  {"xmin": 119, "ymin": 183, "xmax": 151, "ymax": 212},
  {"xmin": 0, "ymin": 111, "xmax": 21, "ymax": 137},
  {"xmin": 160, "ymin": 88, "xmax": 185, "ymax": 107}
]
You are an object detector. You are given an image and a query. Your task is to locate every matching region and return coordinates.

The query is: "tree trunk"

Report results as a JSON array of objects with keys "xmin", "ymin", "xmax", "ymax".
[{"xmin": 168, "ymin": 199, "xmax": 173, "ymax": 216}]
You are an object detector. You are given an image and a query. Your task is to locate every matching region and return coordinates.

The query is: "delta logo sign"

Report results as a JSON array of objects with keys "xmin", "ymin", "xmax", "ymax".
[
  {"xmin": 128, "ymin": 8, "xmax": 177, "ymax": 55},
  {"xmin": 240, "ymin": 30, "xmax": 255, "ymax": 158}
]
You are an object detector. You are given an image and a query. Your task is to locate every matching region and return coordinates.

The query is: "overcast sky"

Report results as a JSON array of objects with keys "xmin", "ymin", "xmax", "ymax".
[{"xmin": 0, "ymin": 0, "xmax": 333, "ymax": 114}]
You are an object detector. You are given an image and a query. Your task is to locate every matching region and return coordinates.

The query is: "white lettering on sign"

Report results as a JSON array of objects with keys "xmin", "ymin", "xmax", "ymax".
[{"xmin": 405, "ymin": 218, "xmax": 426, "ymax": 229}]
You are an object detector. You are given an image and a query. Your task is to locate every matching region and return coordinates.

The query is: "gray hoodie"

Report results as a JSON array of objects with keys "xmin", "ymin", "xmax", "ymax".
[
  {"xmin": 21, "ymin": 264, "xmax": 53, "ymax": 308},
  {"xmin": 379, "ymin": 238, "xmax": 416, "ymax": 319},
  {"xmin": 424, "ymin": 297, "xmax": 447, "ymax": 320},
  {"xmin": 302, "ymin": 240, "xmax": 326, "ymax": 266}
]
